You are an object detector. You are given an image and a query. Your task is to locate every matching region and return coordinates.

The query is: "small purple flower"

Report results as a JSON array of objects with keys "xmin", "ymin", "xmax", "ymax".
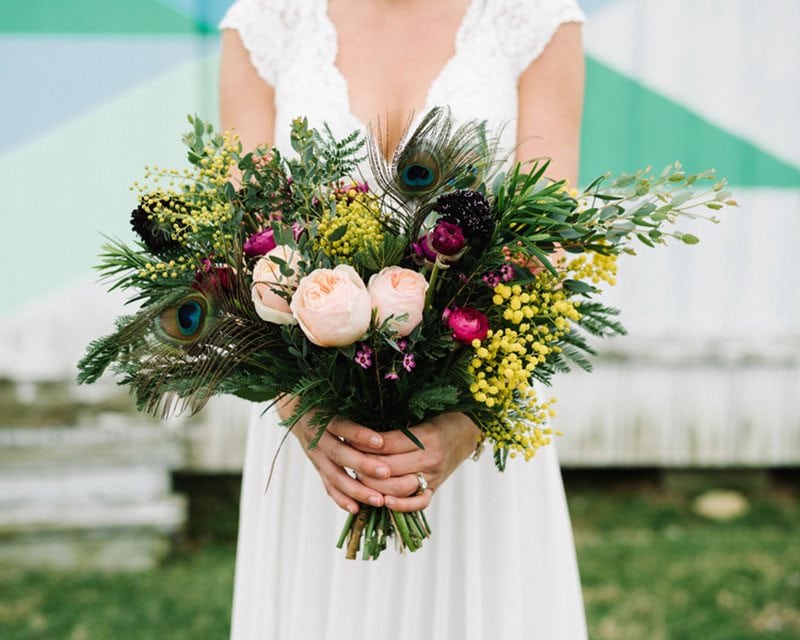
[
  {"xmin": 403, "ymin": 353, "xmax": 416, "ymax": 372},
  {"xmin": 431, "ymin": 220, "xmax": 466, "ymax": 257},
  {"xmin": 291, "ymin": 221, "xmax": 305, "ymax": 240},
  {"xmin": 354, "ymin": 344, "xmax": 374, "ymax": 369},
  {"xmin": 384, "ymin": 371, "xmax": 399, "ymax": 381},
  {"xmin": 355, "ymin": 181, "xmax": 370, "ymax": 193},
  {"xmin": 482, "ymin": 271, "xmax": 501, "ymax": 287},
  {"xmin": 397, "ymin": 339, "xmax": 408, "ymax": 352},
  {"xmin": 500, "ymin": 263, "xmax": 515, "ymax": 282},
  {"xmin": 243, "ymin": 229, "xmax": 277, "ymax": 257}
]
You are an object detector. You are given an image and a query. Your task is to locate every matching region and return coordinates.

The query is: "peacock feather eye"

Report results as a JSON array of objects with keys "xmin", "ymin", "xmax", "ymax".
[
  {"xmin": 401, "ymin": 164, "xmax": 435, "ymax": 189},
  {"xmin": 395, "ymin": 147, "xmax": 441, "ymax": 195},
  {"xmin": 177, "ymin": 300, "xmax": 203, "ymax": 336},
  {"xmin": 157, "ymin": 293, "xmax": 212, "ymax": 344}
]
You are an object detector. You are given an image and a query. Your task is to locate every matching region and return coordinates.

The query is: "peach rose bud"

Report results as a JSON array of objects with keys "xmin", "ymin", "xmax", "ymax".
[
  {"xmin": 290, "ymin": 265, "xmax": 372, "ymax": 347},
  {"xmin": 251, "ymin": 245, "xmax": 301, "ymax": 325},
  {"xmin": 367, "ymin": 266, "xmax": 428, "ymax": 337}
]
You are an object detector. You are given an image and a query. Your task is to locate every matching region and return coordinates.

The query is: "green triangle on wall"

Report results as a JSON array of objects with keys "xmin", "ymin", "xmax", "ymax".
[
  {"xmin": 580, "ymin": 57, "xmax": 800, "ymax": 188},
  {"xmin": 0, "ymin": 0, "xmax": 210, "ymax": 34}
]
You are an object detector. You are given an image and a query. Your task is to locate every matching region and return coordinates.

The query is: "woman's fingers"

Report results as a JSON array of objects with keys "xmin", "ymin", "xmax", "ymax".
[
  {"xmin": 326, "ymin": 417, "xmax": 385, "ymax": 453},
  {"xmin": 385, "ymin": 489, "xmax": 433, "ymax": 512},
  {"xmin": 356, "ymin": 472, "xmax": 421, "ymax": 497},
  {"xmin": 319, "ymin": 432, "xmax": 390, "ymax": 480},
  {"xmin": 376, "ymin": 428, "xmax": 431, "ymax": 454},
  {"xmin": 317, "ymin": 457, "xmax": 385, "ymax": 507},
  {"xmin": 373, "ymin": 448, "xmax": 445, "ymax": 478},
  {"xmin": 321, "ymin": 477, "xmax": 359, "ymax": 514}
]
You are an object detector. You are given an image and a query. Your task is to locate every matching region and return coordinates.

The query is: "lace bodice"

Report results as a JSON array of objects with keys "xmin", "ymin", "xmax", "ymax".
[{"xmin": 220, "ymin": 0, "xmax": 585, "ymax": 158}]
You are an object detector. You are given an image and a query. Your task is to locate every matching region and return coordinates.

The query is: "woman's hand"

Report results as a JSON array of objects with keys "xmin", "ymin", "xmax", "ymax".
[
  {"xmin": 278, "ymin": 396, "xmax": 392, "ymax": 515},
  {"xmin": 354, "ymin": 412, "xmax": 482, "ymax": 513}
]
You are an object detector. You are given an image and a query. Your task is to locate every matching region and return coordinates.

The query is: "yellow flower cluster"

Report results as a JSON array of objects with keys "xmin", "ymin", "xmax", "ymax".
[
  {"xmin": 567, "ymin": 252, "xmax": 618, "ymax": 286},
  {"xmin": 467, "ymin": 279, "xmax": 580, "ymax": 460},
  {"xmin": 134, "ymin": 132, "xmax": 240, "ymax": 253},
  {"xmin": 315, "ymin": 187, "xmax": 385, "ymax": 262},
  {"xmin": 137, "ymin": 256, "xmax": 196, "ymax": 281}
]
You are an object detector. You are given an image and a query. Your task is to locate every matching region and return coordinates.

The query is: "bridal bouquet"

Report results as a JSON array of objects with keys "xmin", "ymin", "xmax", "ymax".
[{"xmin": 78, "ymin": 109, "xmax": 735, "ymax": 559}]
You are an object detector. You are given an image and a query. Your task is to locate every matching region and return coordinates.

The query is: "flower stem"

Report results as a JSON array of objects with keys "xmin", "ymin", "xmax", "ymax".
[
  {"xmin": 345, "ymin": 506, "xmax": 368, "ymax": 560},
  {"xmin": 425, "ymin": 260, "xmax": 441, "ymax": 310},
  {"xmin": 336, "ymin": 512, "xmax": 355, "ymax": 549},
  {"xmin": 362, "ymin": 507, "xmax": 378, "ymax": 560}
]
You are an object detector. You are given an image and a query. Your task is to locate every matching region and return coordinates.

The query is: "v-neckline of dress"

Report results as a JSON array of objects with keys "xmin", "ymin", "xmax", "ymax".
[{"xmin": 319, "ymin": 0, "xmax": 478, "ymax": 144}]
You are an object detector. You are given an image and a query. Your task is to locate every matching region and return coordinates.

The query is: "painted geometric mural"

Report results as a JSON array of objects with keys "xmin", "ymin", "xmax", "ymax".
[
  {"xmin": 1, "ymin": 0, "xmax": 798, "ymax": 464},
  {"xmin": 2, "ymin": 0, "xmax": 797, "ymax": 314}
]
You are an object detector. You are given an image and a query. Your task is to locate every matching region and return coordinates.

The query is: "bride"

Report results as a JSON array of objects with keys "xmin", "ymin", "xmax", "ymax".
[{"xmin": 219, "ymin": 0, "xmax": 588, "ymax": 637}]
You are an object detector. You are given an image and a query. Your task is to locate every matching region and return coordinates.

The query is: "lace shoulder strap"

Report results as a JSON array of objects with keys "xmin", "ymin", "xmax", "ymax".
[
  {"xmin": 488, "ymin": 0, "xmax": 587, "ymax": 78},
  {"xmin": 218, "ymin": 0, "xmax": 297, "ymax": 87}
]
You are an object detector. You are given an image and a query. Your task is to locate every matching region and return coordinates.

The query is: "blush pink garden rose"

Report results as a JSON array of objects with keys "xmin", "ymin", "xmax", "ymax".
[
  {"xmin": 290, "ymin": 265, "xmax": 372, "ymax": 347},
  {"xmin": 251, "ymin": 245, "xmax": 301, "ymax": 325},
  {"xmin": 367, "ymin": 266, "xmax": 429, "ymax": 337},
  {"xmin": 447, "ymin": 307, "xmax": 490, "ymax": 344}
]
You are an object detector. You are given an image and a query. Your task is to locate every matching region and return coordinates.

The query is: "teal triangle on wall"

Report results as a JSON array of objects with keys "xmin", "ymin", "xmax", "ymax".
[
  {"xmin": 0, "ymin": 0, "xmax": 210, "ymax": 34},
  {"xmin": 580, "ymin": 57, "xmax": 800, "ymax": 188}
]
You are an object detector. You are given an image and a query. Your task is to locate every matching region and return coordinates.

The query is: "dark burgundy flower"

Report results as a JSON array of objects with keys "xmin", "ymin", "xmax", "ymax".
[
  {"xmin": 434, "ymin": 190, "xmax": 495, "ymax": 241},
  {"xmin": 430, "ymin": 220, "xmax": 466, "ymax": 256},
  {"xmin": 243, "ymin": 229, "xmax": 277, "ymax": 257},
  {"xmin": 447, "ymin": 307, "xmax": 490, "ymax": 344},
  {"xmin": 130, "ymin": 197, "xmax": 181, "ymax": 256}
]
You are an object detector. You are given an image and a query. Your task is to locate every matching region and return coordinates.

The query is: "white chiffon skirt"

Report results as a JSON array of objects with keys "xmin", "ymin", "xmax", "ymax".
[{"xmin": 230, "ymin": 404, "xmax": 587, "ymax": 639}]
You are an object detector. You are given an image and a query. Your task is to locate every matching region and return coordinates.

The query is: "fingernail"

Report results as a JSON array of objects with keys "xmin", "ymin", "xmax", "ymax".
[
  {"xmin": 385, "ymin": 497, "xmax": 396, "ymax": 507},
  {"xmin": 368, "ymin": 495, "xmax": 382, "ymax": 506},
  {"xmin": 369, "ymin": 435, "xmax": 383, "ymax": 448},
  {"xmin": 349, "ymin": 504, "xmax": 359, "ymax": 514},
  {"xmin": 375, "ymin": 466, "xmax": 389, "ymax": 478}
]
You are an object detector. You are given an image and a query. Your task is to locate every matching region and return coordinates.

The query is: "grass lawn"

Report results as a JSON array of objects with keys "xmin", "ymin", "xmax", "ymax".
[{"xmin": 1, "ymin": 472, "xmax": 798, "ymax": 639}]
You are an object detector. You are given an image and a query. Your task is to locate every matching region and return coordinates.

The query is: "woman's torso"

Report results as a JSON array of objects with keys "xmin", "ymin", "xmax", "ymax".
[{"xmin": 263, "ymin": 0, "xmax": 522, "ymax": 156}]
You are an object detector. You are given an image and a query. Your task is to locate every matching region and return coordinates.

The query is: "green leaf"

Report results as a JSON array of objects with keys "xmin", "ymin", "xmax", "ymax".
[
  {"xmin": 327, "ymin": 224, "xmax": 348, "ymax": 242},
  {"xmin": 224, "ymin": 181, "xmax": 236, "ymax": 201},
  {"xmin": 193, "ymin": 115, "xmax": 205, "ymax": 139},
  {"xmin": 681, "ymin": 233, "xmax": 700, "ymax": 245},
  {"xmin": 400, "ymin": 426, "xmax": 425, "ymax": 451},
  {"xmin": 562, "ymin": 279, "xmax": 595, "ymax": 294},
  {"xmin": 636, "ymin": 233, "xmax": 655, "ymax": 248},
  {"xmin": 671, "ymin": 191, "xmax": 695, "ymax": 207},
  {"xmin": 232, "ymin": 388, "xmax": 275, "ymax": 403}
]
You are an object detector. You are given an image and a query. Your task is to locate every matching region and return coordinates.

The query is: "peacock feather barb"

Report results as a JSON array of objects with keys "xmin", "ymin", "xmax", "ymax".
[
  {"xmin": 367, "ymin": 107, "xmax": 505, "ymax": 239},
  {"xmin": 77, "ymin": 261, "xmax": 282, "ymax": 418}
]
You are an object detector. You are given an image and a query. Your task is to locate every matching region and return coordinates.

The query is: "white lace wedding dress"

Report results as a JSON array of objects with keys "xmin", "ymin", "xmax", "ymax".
[{"xmin": 220, "ymin": 1, "xmax": 588, "ymax": 638}]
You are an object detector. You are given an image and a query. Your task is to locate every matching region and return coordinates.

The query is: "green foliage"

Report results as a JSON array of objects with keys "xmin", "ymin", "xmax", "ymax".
[
  {"xmin": 490, "ymin": 159, "xmax": 735, "ymax": 260},
  {"xmin": 407, "ymin": 384, "xmax": 460, "ymax": 421}
]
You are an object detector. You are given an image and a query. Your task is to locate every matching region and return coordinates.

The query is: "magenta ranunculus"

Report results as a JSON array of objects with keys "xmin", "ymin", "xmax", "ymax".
[
  {"xmin": 447, "ymin": 307, "xmax": 490, "ymax": 344},
  {"xmin": 243, "ymin": 229, "xmax": 277, "ymax": 257},
  {"xmin": 431, "ymin": 220, "xmax": 466, "ymax": 256},
  {"xmin": 193, "ymin": 259, "xmax": 235, "ymax": 295},
  {"xmin": 411, "ymin": 233, "xmax": 437, "ymax": 263}
]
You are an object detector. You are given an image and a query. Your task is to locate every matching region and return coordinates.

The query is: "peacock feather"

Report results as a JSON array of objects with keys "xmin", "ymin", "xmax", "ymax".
[
  {"xmin": 78, "ymin": 255, "xmax": 283, "ymax": 418},
  {"xmin": 156, "ymin": 293, "xmax": 215, "ymax": 345},
  {"xmin": 368, "ymin": 107, "xmax": 505, "ymax": 238}
]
